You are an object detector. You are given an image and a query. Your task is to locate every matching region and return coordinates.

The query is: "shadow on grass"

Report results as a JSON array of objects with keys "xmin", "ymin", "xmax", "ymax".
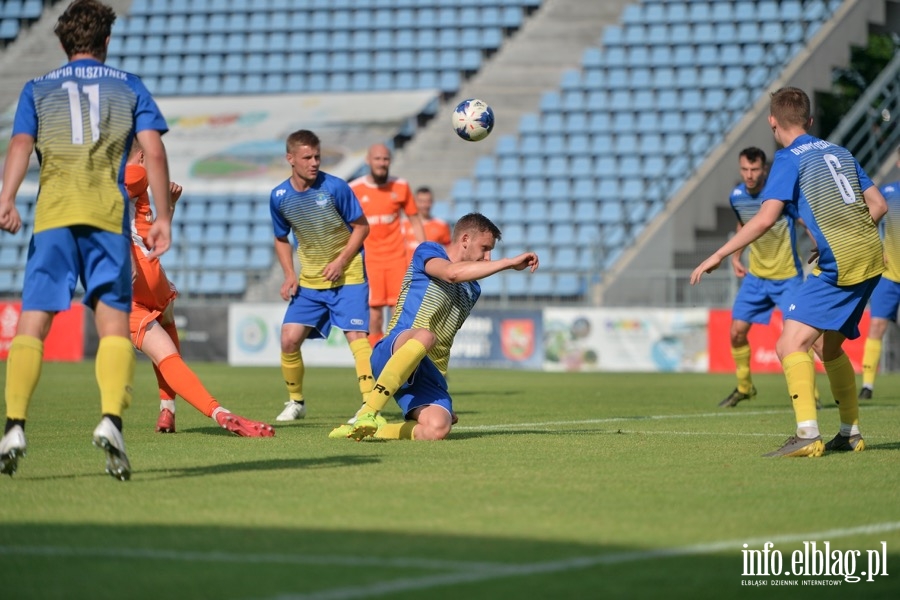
[
  {"xmin": 17, "ymin": 454, "xmax": 381, "ymax": 483},
  {"xmin": 0, "ymin": 523, "xmax": 897, "ymax": 600}
]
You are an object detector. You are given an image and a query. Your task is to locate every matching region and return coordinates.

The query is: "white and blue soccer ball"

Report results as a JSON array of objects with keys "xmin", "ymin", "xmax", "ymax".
[{"xmin": 451, "ymin": 98, "xmax": 494, "ymax": 142}]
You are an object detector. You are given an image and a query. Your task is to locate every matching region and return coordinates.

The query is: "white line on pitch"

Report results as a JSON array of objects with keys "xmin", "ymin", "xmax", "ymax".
[
  {"xmin": 268, "ymin": 521, "xmax": 900, "ymax": 600},
  {"xmin": 453, "ymin": 404, "xmax": 898, "ymax": 431},
  {"xmin": 453, "ymin": 409, "xmax": 792, "ymax": 430},
  {"xmin": 3, "ymin": 522, "xmax": 898, "ymax": 599}
]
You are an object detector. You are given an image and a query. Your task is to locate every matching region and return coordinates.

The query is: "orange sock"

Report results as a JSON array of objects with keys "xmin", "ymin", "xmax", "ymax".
[
  {"xmin": 156, "ymin": 353, "xmax": 221, "ymax": 417},
  {"xmin": 153, "ymin": 363, "xmax": 177, "ymax": 402},
  {"xmin": 368, "ymin": 331, "xmax": 384, "ymax": 347}
]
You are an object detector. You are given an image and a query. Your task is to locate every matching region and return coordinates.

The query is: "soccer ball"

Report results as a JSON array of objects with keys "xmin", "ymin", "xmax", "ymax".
[{"xmin": 451, "ymin": 98, "xmax": 494, "ymax": 142}]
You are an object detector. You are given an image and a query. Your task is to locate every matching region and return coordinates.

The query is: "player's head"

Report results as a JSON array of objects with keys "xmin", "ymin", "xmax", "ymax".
[
  {"xmin": 366, "ymin": 144, "xmax": 392, "ymax": 185},
  {"xmin": 415, "ymin": 186, "xmax": 434, "ymax": 216},
  {"xmin": 452, "ymin": 213, "xmax": 501, "ymax": 262},
  {"xmin": 768, "ymin": 87, "xmax": 812, "ymax": 139},
  {"xmin": 285, "ymin": 129, "xmax": 321, "ymax": 184},
  {"xmin": 738, "ymin": 147, "xmax": 767, "ymax": 193},
  {"xmin": 127, "ymin": 139, "xmax": 144, "ymax": 165},
  {"xmin": 55, "ymin": 0, "xmax": 116, "ymax": 61}
]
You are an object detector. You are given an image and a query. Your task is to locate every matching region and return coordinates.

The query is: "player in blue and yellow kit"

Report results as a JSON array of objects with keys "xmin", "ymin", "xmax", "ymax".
[
  {"xmin": 858, "ymin": 148, "xmax": 900, "ymax": 399},
  {"xmin": 0, "ymin": 0, "xmax": 172, "ymax": 480},
  {"xmin": 720, "ymin": 147, "xmax": 804, "ymax": 407},
  {"xmin": 270, "ymin": 129, "xmax": 376, "ymax": 423},
  {"xmin": 333, "ymin": 213, "xmax": 539, "ymax": 441},
  {"xmin": 692, "ymin": 87, "xmax": 886, "ymax": 457}
]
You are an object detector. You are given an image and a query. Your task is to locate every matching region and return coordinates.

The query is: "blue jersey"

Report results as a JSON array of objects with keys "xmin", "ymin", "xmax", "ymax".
[
  {"xmin": 729, "ymin": 182, "xmax": 801, "ymax": 280},
  {"xmin": 12, "ymin": 58, "xmax": 167, "ymax": 235},
  {"xmin": 270, "ymin": 171, "xmax": 366, "ymax": 289},
  {"xmin": 762, "ymin": 134, "xmax": 882, "ymax": 286},
  {"xmin": 386, "ymin": 242, "xmax": 481, "ymax": 374},
  {"xmin": 879, "ymin": 181, "xmax": 900, "ymax": 282}
]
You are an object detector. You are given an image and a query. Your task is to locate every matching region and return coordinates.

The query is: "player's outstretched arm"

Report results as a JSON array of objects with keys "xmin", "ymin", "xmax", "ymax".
[
  {"xmin": 0, "ymin": 133, "xmax": 33, "ymax": 234},
  {"xmin": 691, "ymin": 200, "xmax": 782, "ymax": 284},
  {"xmin": 426, "ymin": 251, "xmax": 539, "ymax": 283}
]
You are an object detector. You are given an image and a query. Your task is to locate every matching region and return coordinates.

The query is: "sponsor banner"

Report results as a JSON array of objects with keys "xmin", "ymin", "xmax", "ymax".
[
  {"xmin": 449, "ymin": 309, "xmax": 543, "ymax": 369},
  {"xmin": 707, "ymin": 309, "xmax": 869, "ymax": 373},
  {"xmin": 0, "ymin": 302, "xmax": 84, "ymax": 361},
  {"xmin": 83, "ymin": 304, "xmax": 228, "ymax": 360},
  {"xmin": 228, "ymin": 303, "xmax": 353, "ymax": 366},
  {"xmin": 171, "ymin": 305, "xmax": 228, "ymax": 361},
  {"xmin": 543, "ymin": 308, "xmax": 709, "ymax": 372}
]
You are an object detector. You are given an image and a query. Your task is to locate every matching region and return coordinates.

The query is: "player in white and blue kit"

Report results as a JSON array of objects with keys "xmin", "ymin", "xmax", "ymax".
[
  {"xmin": 858, "ymin": 148, "xmax": 900, "ymax": 399},
  {"xmin": 332, "ymin": 213, "xmax": 539, "ymax": 441},
  {"xmin": 0, "ymin": 0, "xmax": 172, "ymax": 481},
  {"xmin": 270, "ymin": 129, "xmax": 375, "ymax": 423},
  {"xmin": 720, "ymin": 147, "xmax": 804, "ymax": 408},
  {"xmin": 692, "ymin": 87, "xmax": 886, "ymax": 457}
]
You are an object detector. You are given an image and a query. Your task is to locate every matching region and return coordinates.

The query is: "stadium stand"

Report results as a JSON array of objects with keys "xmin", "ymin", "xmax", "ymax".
[
  {"xmin": 450, "ymin": 0, "xmax": 847, "ymax": 300},
  {"xmin": 0, "ymin": 0, "xmax": 895, "ymax": 304}
]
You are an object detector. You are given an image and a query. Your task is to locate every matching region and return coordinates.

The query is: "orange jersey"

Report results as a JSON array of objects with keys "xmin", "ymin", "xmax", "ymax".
[
  {"xmin": 349, "ymin": 176, "xmax": 417, "ymax": 264},
  {"xmin": 402, "ymin": 216, "xmax": 451, "ymax": 256},
  {"xmin": 125, "ymin": 164, "xmax": 155, "ymax": 248},
  {"xmin": 125, "ymin": 164, "xmax": 176, "ymax": 311}
]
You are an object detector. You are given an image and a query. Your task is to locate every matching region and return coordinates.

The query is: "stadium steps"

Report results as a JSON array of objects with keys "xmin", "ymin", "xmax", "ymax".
[
  {"xmin": 596, "ymin": 0, "xmax": 888, "ymax": 307},
  {"xmin": 391, "ymin": 0, "xmax": 633, "ymax": 207}
]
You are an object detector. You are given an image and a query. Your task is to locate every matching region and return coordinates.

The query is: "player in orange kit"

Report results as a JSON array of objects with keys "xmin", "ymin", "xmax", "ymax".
[
  {"xmin": 350, "ymin": 144, "xmax": 425, "ymax": 346},
  {"xmin": 401, "ymin": 186, "xmax": 451, "ymax": 260},
  {"xmin": 125, "ymin": 144, "xmax": 274, "ymax": 437}
]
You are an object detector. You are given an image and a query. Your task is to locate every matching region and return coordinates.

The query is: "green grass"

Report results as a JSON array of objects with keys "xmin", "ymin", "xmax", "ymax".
[{"xmin": 1, "ymin": 362, "xmax": 899, "ymax": 599}]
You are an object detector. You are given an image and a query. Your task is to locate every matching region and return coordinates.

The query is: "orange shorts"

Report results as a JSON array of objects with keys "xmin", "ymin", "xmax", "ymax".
[
  {"xmin": 366, "ymin": 261, "xmax": 407, "ymax": 307},
  {"xmin": 130, "ymin": 246, "xmax": 177, "ymax": 348}
]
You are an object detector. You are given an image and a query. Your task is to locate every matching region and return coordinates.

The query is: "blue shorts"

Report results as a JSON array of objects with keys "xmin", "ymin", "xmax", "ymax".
[
  {"xmin": 732, "ymin": 273, "xmax": 802, "ymax": 324},
  {"xmin": 372, "ymin": 330, "xmax": 452, "ymax": 418},
  {"xmin": 22, "ymin": 226, "xmax": 131, "ymax": 313},
  {"xmin": 784, "ymin": 274, "xmax": 880, "ymax": 340},
  {"xmin": 282, "ymin": 282, "xmax": 369, "ymax": 339},
  {"xmin": 868, "ymin": 276, "xmax": 900, "ymax": 321}
]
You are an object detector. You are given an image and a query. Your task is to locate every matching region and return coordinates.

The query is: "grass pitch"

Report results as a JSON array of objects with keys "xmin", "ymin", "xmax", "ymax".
[{"xmin": 1, "ymin": 362, "xmax": 898, "ymax": 599}]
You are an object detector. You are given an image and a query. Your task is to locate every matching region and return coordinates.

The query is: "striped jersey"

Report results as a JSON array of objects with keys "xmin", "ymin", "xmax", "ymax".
[
  {"xmin": 270, "ymin": 172, "xmax": 366, "ymax": 289},
  {"xmin": 729, "ymin": 182, "xmax": 801, "ymax": 280},
  {"xmin": 762, "ymin": 134, "xmax": 882, "ymax": 286},
  {"xmin": 386, "ymin": 242, "xmax": 480, "ymax": 375},
  {"xmin": 11, "ymin": 58, "xmax": 167, "ymax": 235},
  {"xmin": 879, "ymin": 180, "xmax": 900, "ymax": 282}
]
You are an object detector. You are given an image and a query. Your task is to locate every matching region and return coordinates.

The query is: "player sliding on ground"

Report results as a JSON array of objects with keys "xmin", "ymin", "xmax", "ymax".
[{"xmin": 330, "ymin": 213, "xmax": 539, "ymax": 441}]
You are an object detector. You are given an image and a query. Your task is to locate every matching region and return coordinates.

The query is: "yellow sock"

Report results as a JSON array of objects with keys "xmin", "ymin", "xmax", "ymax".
[
  {"xmin": 363, "ymin": 339, "xmax": 427, "ymax": 414},
  {"xmin": 349, "ymin": 338, "xmax": 374, "ymax": 401},
  {"xmin": 374, "ymin": 421, "xmax": 416, "ymax": 440},
  {"xmin": 731, "ymin": 345, "xmax": 752, "ymax": 393},
  {"xmin": 4, "ymin": 336, "xmax": 44, "ymax": 421},
  {"xmin": 96, "ymin": 336, "xmax": 135, "ymax": 417},
  {"xmin": 281, "ymin": 351, "xmax": 304, "ymax": 402},
  {"xmin": 861, "ymin": 338, "xmax": 881, "ymax": 388},
  {"xmin": 782, "ymin": 351, "xmax": 818, "ymax": 427},
  {"xmin": 824, "ymin": 352, "xmax": 859, "ymax": 429},
  {"xmin": 809, "ymin": 348, "xmax": 820, "ymax": 401}
]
